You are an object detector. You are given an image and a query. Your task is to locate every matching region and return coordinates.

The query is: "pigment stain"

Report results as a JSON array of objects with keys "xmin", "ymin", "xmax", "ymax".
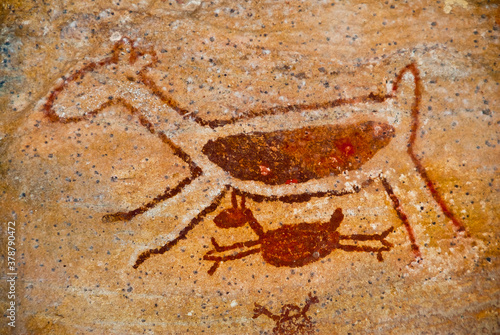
[{"xmin": 202, "ymin": 121, "xmax": 395, "ymax": 185}]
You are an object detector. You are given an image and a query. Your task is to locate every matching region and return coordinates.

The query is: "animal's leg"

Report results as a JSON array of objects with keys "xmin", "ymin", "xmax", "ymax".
[
  {"xmin": 392, "ymin": 63, "xmax": 467, "ymax": 234},
  {"xmin": 302, "ymin": 294, "xmax": 319, "ymax": 315},
  {"xmin": 46, "ymin": 91, "xmax": 203, "ymax": 223},
  {"xmin": 339, "ymin": 226, "xmax": 394, "ymax": 261},
  {"xmin": 133, "ymin": 186, "xmax": 229, "ymax": 269},
  {"xmin": 337, "ymin": 242, "xmax": 393, "ymax": 262},
  {"xmin": 207, "ymin": 237, "xmax": 261, "ymax": 253},
  {"xmin": 101, "ymin": 142, "xmax": 201, "ymax": 222},
  {"xmin": 98, "ymin": 103, "xmax": 202, "ymax": 222},
  {"xmin": 203, "ymin": 248, "xmax": 261, "ymax": 275},
  {"xmin": 253, "ymin": 304, "xmax": 280, "ymax": 322},
  {"xmin": 379, "ymin": 176, "xmax": 422, "ymax": 259},
  {"xmin": 339, "ymin": 226, "xmax": 394, "ymax": 246}
]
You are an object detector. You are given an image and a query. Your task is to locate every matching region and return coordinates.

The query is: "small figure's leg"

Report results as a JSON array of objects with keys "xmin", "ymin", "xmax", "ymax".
[
  {"xmin": 246, "ymin": 214, "xmax": 265, "ymax": 237},
  {"xmin": 229, "ymin": 189, "xmax": 246, "ymax": 209},
  {"xmin": 338, "ymin": 226, "xmax": 395, "ymax": 261},
  {"xmin": 203, "ymin": 248, "xmax": 261, "ymax": 275},
  {"xmin": 133, "ymin": 186, "xmax": 229, "ymax": 269},
  {"xmin": 339, "ymin": 226, "xmax": 394, "ymax": 245},
  {"xmin": 253, "ymin": 304, "xmax": 280, "ymax": 322},
  {"xmin": 207, "ymin": 237, "xmax": 261, "ymax": 253},
  {"xmin": 379, "ymin": 176, "xmax": 422, "ymax": 259},
  {"xmin": 231, "ymin": 189, "xmax": 238, "ymax": 208},
  {"xmin": 98, "ymin": 101, "xmax": 202, "ymax": 222}
]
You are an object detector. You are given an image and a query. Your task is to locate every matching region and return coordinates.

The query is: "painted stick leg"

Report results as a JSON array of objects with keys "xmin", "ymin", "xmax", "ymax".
[
  {"xmin": 253, "ymin": 304, "xmax": 280, "ymax": 321},
  {"xmin": 203, "ymin": 236, "xmax": 262, "ymax": 275},
  {"xmin": 204, "ymin": 248, "xmax": 261, "ymax": 275},
  {"xmin": 46, "ymin": 93, "xmax": 203, "ymax": 223},
  {"xmin": 100, "ymin": 119, "xmax": 203, "ymax": 223},
  {"xmin": 339, "ymin": 226, "xmax": 394, "ymax": 246},
  {"xmin": 339, "ymin": 226, "xmax": 394, "ymax": 261},
  {"xmin": 133, "ymin": 185, "xmax": 230, "ymax": 268},
  {"xmin": 392, "ymin": 63, "xmax": 467, "ymax": 234},
  {"xmin": 207, "ymin": 236, "xmax": 261, "ymax": 254},
  {"xmin": 379, "ymin": 176, "xmax": 421, "ymax": 258}
]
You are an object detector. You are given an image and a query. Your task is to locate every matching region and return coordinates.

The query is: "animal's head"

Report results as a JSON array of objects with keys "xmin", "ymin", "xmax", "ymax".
[
  {"xmin": 213, "ymin": 206, "xmax": 255, "ymax": 228},
  {"xmin": 43, "ymin": 37, "xmax": 157, "ymax": 123},
  {"xmin": 279, "ymin": 304, "xmax": 302, "ymax": 318}
]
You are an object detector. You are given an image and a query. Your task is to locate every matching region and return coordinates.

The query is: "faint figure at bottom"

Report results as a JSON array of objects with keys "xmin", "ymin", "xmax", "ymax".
[{"xmin": 253, "ymin": 293, "xmax": 319, "ymax": 335}]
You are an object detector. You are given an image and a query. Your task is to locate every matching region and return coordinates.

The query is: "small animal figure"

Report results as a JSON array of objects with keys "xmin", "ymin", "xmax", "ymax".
[
  {"xmin": 203, "ymin": 192, "xmax": 393, "ymax": 275},
  {"xmin": 253, "ymin": 293, "xmax": 319, "ymax": 335}
]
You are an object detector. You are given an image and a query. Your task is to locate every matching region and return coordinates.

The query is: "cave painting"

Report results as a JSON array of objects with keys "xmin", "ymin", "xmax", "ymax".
[
  {"xmin": 43, "ymin": 37, "xmax": 468, "ymax": 271},
  {"xmin": 203, "ymin": 192, "xmax": 393, "ymax": 275},
  {"xmin": 253, "ymin": 293, "xmax": 319, "ymax": 335}
]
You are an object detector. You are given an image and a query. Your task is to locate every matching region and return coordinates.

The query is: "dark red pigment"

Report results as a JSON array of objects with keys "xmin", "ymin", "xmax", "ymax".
[
  {"xmin": 202, "ymin": 121, "xmax": 395, "ymax": 185},
  {"xmin": 203, "ymin": 206, "xmax": 394, "ymax": 275}
]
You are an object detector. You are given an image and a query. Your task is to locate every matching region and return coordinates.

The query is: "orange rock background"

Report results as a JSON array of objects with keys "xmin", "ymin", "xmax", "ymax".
[{"xmin": 0, "ymin": 0, "xmax": 499, "ymax": 334}]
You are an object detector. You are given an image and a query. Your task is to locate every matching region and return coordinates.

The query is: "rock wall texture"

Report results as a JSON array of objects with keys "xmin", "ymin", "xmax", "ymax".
[{"xmin": 0, "ymin": 0, "xmax": 499, "ymax": 334}]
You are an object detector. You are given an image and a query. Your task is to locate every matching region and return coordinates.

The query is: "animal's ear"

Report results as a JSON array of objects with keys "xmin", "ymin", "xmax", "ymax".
[{"xmin": 329, "ymin": 208, "xmax": 344, "ymax": 230}]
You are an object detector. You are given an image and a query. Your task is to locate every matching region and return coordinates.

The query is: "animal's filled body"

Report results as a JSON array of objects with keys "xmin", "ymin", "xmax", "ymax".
[{"xmin": 202, "ymin": 121, "xmax": 395, "ymax": 185}]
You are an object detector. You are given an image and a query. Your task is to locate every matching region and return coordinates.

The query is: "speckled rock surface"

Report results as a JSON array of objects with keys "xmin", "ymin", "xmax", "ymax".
[{"xmin": 0, "ymin": 1, "xmax": 499, "ymax": 334}]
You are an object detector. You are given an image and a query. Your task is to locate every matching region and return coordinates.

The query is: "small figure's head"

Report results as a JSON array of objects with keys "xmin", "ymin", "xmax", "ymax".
[
  {"xmin": 213, "ymin": 207, "xmax": 254, "ymax": 228},
  {"xmin": 275, "ymin": 305, "xmax": 315, "ymax": 335}
]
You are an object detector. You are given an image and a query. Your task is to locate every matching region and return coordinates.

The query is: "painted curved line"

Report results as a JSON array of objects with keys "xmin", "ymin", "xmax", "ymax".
[{"xmin": 392, "ymin": 63, "xmax": 467, "ymax": 234}]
